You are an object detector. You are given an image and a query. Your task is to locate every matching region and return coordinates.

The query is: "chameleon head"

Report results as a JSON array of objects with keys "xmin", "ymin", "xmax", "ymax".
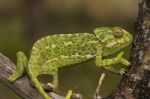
[{"xmin": 94, "ymin": 27, "xmax": 133, "ymax": 56}]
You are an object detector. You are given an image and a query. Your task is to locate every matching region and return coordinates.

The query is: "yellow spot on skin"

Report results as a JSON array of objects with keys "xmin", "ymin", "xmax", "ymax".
[
  {"xmin": 71, "ymin": 53, "xmax": 85, "ymax": 58},
  {"xmin": 88, "ymin": 41, "xmax": 98, "ymax": 43},
  {"xmin": 60, "ymin": 34, "xmax": 65, "ymax": 37},
  {"xmin": 64, "ymin": 41, "xmax": 73, "ymax": 46},
  {"xmin": 75, "ymin": 53, "xmax": 79, "ymax": 56},
  {"xmin": 51, "ymin": 44, "xmax": 57, "ymax": 48},
  {"xmin": 45, "ymin": 46, "xmax": 50, "ymax": 49},
  {"xmin": 106, "ymin": 41, "xmax": 116, "ymax": 47},
  {"xmin": 85, "ymin": 54, "xmax": 93, "ymax": 58},
  {"xmin": 37, "ymin": 55, "xmax": 40, "ymax": 58},
  {"xmin": 60, "ymin": 55, "xmax": 68, "ymax": 58},
  {"xmin": 67, "ymin": 34, "xmax": 72, "ymax": 36},
  {"xmin": 46, "ymin": 58, "xmax": 58, "ymax": 64},
  {"xmin": 81, "ymin": 41, "xmax": 98, "ymax": 46},
  {"xmin": 53, "ymin": 58, "xmax": 58, "ymax": 61},
  {"xmin": 32, "ymin": 46, "xmax": 36, "ymax": 50},
  {"xmin": 75, "ymin": 34, "xmax": 79, "ymax": 36},
  {"xmin": 53, "ymin": 35, "xmax": 57, "ymax": 37},
  {"xmin": 117, "ymin": 39, "xmax": 124, "ymax": 44}
]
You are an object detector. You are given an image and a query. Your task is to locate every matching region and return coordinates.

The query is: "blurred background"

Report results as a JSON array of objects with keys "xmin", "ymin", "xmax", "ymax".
[{"xmin": 0, "ymin": 0, "xmax": 138, "ymax": 99}]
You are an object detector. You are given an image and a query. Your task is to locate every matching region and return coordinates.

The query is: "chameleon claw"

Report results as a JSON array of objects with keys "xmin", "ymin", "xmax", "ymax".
[
  {"xmin": 120, "ymin": 58, "xmax": 131, "ymax": 66},
  {"xmin": 119, "ymin": 68, "xmax": 126, "ymax": 75}
]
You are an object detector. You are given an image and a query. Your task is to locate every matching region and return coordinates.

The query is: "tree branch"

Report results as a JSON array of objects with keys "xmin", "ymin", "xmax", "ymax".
[
  {"xmin": 106, "ymin": 0, "xmax": 150, "ymax": 99},
  {"xmin": 0, "ymin": 53, "xmax": 69, "ymax": 99}
]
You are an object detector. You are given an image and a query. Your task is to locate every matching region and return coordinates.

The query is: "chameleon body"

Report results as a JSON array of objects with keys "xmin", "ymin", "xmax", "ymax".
[{"xmin": 8, "ymin": 27, "xmax": 132, "ymax": 99}]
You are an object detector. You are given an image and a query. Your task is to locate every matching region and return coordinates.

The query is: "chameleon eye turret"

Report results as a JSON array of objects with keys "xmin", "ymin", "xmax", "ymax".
[
  {"xmin": 94, "ymin": 27, "xmax": 112, "ymax": 40},
  {"xmin": 112, "ymin": 27, "xmax": 123, "ymax": 38},
  {"xmin": 113, "ymin": 27, "xmax": 133, "ymax": 46}
]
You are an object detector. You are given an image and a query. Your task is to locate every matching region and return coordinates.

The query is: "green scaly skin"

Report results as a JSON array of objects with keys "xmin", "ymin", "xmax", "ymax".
[{"xmin": 8, "ymin": 27, "xmax": 132, "ymax": 99}]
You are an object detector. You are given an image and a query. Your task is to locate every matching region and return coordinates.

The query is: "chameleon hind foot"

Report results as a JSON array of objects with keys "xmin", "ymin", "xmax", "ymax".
[
  {"xmin": 46, "ymin": 80, "xmax": 58, "ymax": 89},
  {"xmin": 47, "ymin": 70, "xmax": 58, "ymax": 89},
  {"xmin": 8, "ymin": 74, "xmax": 20, "ymax": 82},
  {"xmin": 47, "ymin": 83, "xmax": 55, "ymax": 89}
]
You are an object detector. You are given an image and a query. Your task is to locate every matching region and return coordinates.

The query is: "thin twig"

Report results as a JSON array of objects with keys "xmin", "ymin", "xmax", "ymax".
[{"xmin": 94, "ymin": 73, "xmax": 106, "ymax": 99}]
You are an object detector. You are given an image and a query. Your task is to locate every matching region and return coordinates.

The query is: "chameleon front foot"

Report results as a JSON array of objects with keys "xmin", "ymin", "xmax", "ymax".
[
  {"xmin": 119, "ymin": 68, "xmax": 126, "ymax": 75},
  {"xmin": 8, "ymin": 51, "xmax": 27, "ymax": 82},
  {"xmin": 8, "ymin": 74, "xmax": 19, "ymax": 82},
  {"xmin": 120, "ymin": 58, "xmax": 131, "ymax": 66},
  {"xmin": 117, "ymin": 52, "xmax": 131, "ymax": 66}
]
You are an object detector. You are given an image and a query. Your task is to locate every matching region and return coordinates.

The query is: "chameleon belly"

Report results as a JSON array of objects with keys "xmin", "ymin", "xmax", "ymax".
[{"xmin": 29, "ymin": 33, "xmax": 98, "ymax": 71}]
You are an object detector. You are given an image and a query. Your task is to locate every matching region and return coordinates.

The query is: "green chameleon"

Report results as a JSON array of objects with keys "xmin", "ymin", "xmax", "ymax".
[{"xmin": 8, "ymin": 27, "xmax": 132, "ymax": 99}]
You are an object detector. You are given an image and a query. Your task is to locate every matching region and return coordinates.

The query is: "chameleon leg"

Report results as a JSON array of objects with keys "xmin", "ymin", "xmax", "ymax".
[
  {"xmin": 52, "ymin": 69, "xmax": 58, "ymax": 88},
  {"xmin": 95, "ymin": 45, "xmax": 130, "ymax": 74},
  {"xmin": 47, "ymin": 69, "xmax": 58, "ymax": 89},
  {"xmin": 8, "ymin": 51, "xmax": 28, "ymax": 82},
  {"xmin": 30, "ymin": 72, "xmax": 71, "ymax": 99}
]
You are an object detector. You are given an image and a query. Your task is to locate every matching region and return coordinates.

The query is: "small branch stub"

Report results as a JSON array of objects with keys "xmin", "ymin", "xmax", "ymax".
[{"xmin": 94, "ymin": 73, "xmax": 106, "ymax": 99}]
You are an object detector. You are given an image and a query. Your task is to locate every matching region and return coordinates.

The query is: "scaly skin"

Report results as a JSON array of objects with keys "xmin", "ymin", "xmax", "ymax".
[{"xmin": 8, "ymin": 27, "xmax": 132, "ymax": 99}]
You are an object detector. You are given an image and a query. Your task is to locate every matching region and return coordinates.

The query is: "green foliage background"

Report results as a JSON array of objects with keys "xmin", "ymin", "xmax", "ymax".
[{"xmin": 0, "ymin": 0, "xmax": 138, "ymax": 99}]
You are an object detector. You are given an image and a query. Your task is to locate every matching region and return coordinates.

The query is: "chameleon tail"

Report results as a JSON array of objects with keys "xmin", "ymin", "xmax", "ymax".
[{"xmin": 29, "ymin": 73, "xmax": 51, "ymax": 99}]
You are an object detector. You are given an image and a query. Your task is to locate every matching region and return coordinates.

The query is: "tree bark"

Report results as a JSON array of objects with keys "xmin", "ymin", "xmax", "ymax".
[{"xmin": 106, "ymin": 0, "xmax": 150, "ymax": 99}]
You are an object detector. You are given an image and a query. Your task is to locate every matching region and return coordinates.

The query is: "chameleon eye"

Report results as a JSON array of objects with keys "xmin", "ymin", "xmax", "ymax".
[
  {"xmin": 113, "ymin": 31, "xmax": 123, "ymax": 38},
  {"xmin": 113, "ymin": 27, "xmax": 123, "ymax": 38}
]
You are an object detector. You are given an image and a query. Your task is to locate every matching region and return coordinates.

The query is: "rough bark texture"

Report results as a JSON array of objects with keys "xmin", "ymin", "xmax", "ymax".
[{"xmin": 106, "ymin": 0, "xmax": 150, "ymax": 99}]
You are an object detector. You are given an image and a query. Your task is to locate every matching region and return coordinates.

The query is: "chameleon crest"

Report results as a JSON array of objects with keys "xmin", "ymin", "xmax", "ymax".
[{"xmin": 8, "ymin": 27, "xmax": 132, "ymax": 99}]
